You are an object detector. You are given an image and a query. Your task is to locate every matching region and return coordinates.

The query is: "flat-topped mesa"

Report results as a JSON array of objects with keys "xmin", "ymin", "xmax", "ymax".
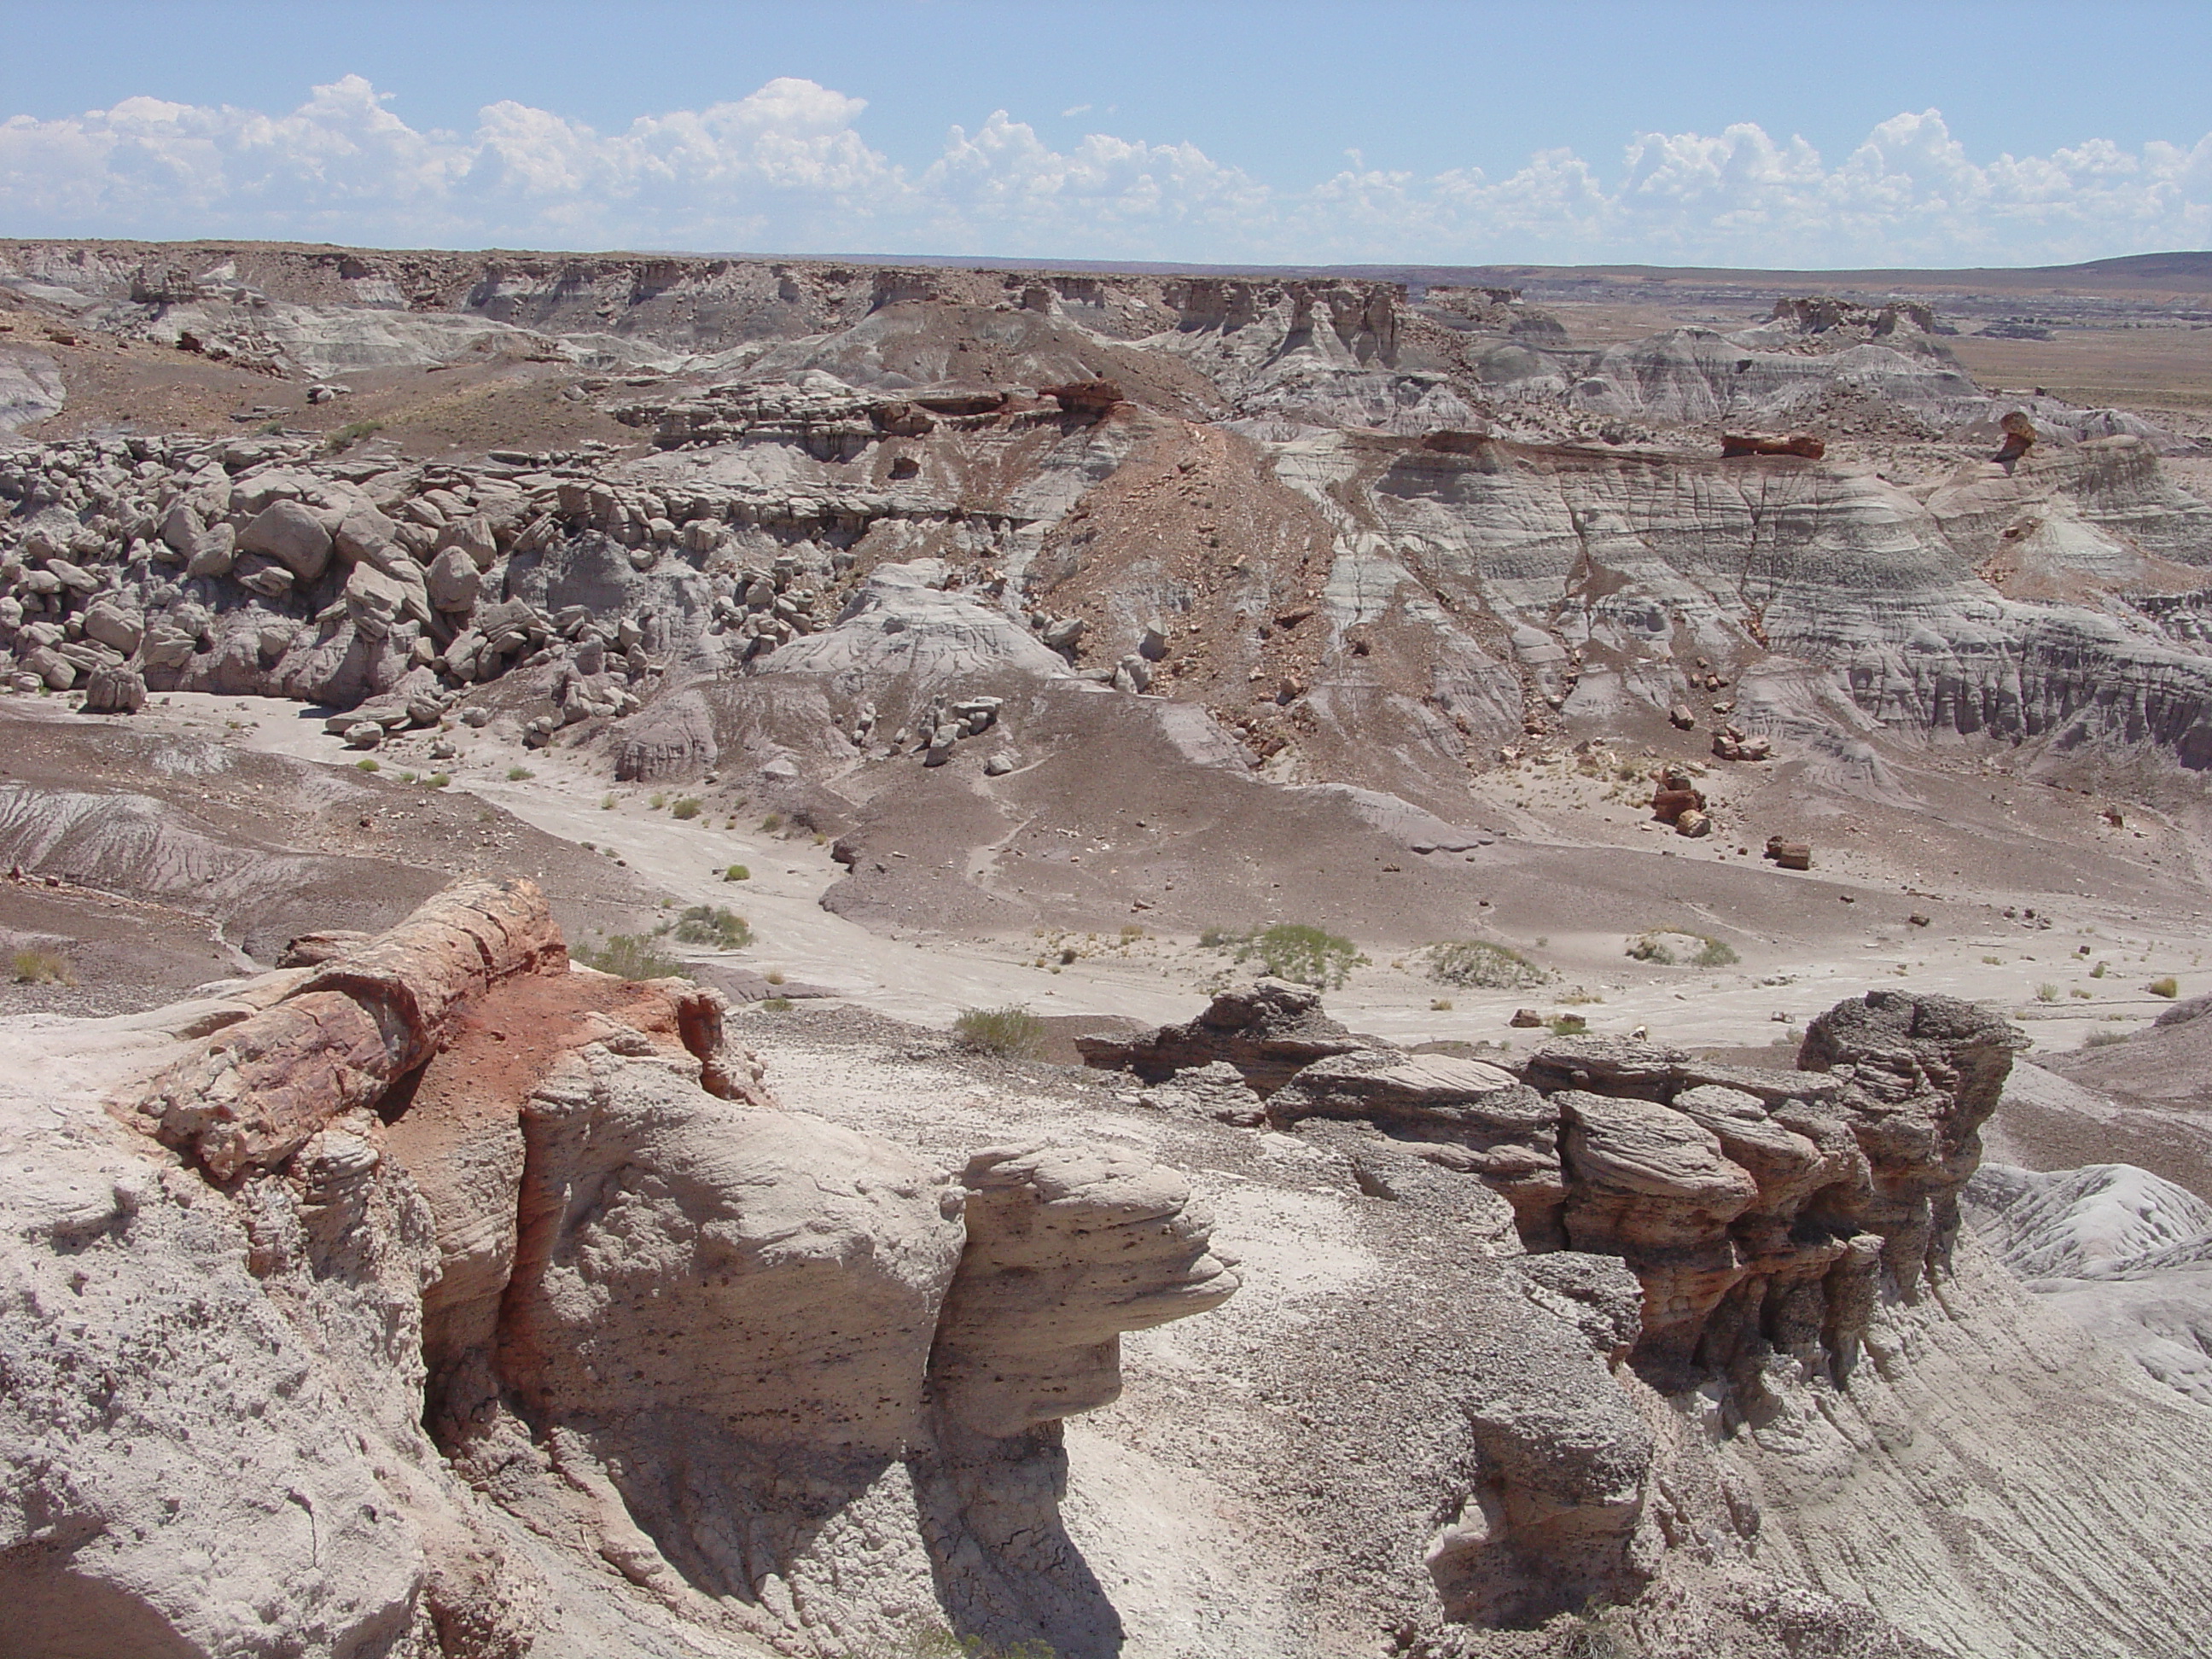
[{"xmin": 1075, "ymin": 978, "xmax": 1361, "ymax": 1096}]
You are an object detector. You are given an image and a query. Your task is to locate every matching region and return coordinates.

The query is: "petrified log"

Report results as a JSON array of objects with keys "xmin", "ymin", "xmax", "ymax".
[{"xmin": 1721, "ymin": 433, "xmax": 1825, "ymax": 460}]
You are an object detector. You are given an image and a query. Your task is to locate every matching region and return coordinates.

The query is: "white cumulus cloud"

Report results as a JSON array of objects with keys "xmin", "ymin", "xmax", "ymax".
[{"xmin": 1, "ymin": 77, "xmax": 2208, "ymax": 266}]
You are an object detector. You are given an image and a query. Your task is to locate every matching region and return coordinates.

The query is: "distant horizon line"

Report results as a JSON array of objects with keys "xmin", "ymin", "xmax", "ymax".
[{"xmin": 9, "ymin": 236, "xmax": 2212, "ymax": 292}]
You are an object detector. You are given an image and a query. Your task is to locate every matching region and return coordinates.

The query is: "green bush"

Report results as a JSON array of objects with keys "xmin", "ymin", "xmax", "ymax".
[
  {"xmin": 575, "ymin": 935, "xmax": 682, "ymax": 980},
  {"xmin": 1548, "ymin": 1013, "xmax": 1589, "ymax": 1035},
  {"xmin": 354, "ymin": 757, "xmax": 380, "ymax": 773},
  {"xmin": 2036, "ymin": 981, "xmax": 2059, "ymax": 1003},
  {"xmin": 723, "ymin": 864, "xmax": 751, "ymax": 882},
  {"xmin": 760, "ymin": 996, "xmax": 795, "ymax": 1013},
  {"xmin": 1429, "ymin": 940, "xmax": 1546, "ymax": 990},
  {"xmin": 670, "ymin": 796, "xmax": 702, "ymax": 820},
  {"xmin": 672, "ymin": 905, "xmax": 752, "ymax": 949},
  {"xmin": 425, "ymin": 772, "xmax": 451, "ymax": 789},
  {"xmin": 760, "ymin": 812, "xmax": 783, "ymax": 833},
  {"xmin": 2150, "ymin": 975, "xmax": 2180, "ymax": 998},
  {"xmin": 1228, "ymin": 923, "xmax": 1365, "ymax": 989},
  {"xmin": 952, "ymin": 1004, "xmax": 1047, "ymax": 1057},
  {"xmin": 11, "ymin": 946, "xmax": 74, "ymax": 986},
  {"xmin": 601, "ymin": 794, "xmax": 616, "ymax": 810},
  {"xmin": 507, "ymin": 765, "xmax": 534, "ymax": 782}
]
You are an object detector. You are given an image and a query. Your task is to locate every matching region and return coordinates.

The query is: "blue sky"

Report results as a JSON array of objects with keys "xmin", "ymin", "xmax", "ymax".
[{"xmin": 3, "ymin": 0, "xmax": 2209, "ymax": 267}]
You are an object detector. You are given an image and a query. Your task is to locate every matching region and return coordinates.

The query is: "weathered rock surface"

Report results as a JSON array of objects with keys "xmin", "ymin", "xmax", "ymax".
[
  {"xmin": 929, "ymin": 1142, "xmax": 1238, "ymax": 1437},
  {"xmin": 1077, "ymin": 978, "xmax": 1360, "ymax": 1094}
]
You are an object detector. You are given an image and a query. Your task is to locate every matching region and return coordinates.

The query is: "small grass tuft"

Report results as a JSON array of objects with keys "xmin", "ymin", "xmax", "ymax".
[
  {"xmin": 760, "ymin": 812, "xmax": 783, "ymax": 833},
  {"xmin": 354, "ymin": 757, "xmax": 380, "ymax": 772},
  {"xmin": 760, "ymin": 996, "xmax": 795, "ymax": 1012},
  {"xmin": 507, "ymin": 765, "xmax": 534, "ymax": 782},
  {"xmin": 11, "ymin": 946, "xmax": 74, "ymax": 986},
  {"xmin": 1431, "ymin": 998, "xmax": 1453, "ymax": 1011},
  {"xmin": 670, "ymin": 796, "xmax": 702, "ymax": 820},
  {"xmin": 573, "ymin": 935, "xmax": 682, "ymax": 980},
  {"xmin": 953, "ymin": 1004, "xmax": 1047, "ymax": 1057},
  {"xmin": 1548, "ymin": 1013, "xmax": 1589, "ymax": 1035},
  {"xmin": 2035, "ymin": 981, "xmax": 2059, "ymax": 1003}
]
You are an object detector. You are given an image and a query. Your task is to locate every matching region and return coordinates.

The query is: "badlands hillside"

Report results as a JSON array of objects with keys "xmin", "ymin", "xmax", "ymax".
[{"xmin": 9, "ymin": 241, "xmax": 2212, "ymax": 1657}]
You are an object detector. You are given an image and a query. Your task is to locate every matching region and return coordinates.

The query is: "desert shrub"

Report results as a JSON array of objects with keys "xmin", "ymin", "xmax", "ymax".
[
  {"xmin": 1120, "ymin": 923, "xmax": 1145, "ymax": 940},
  {"xmin": 765, "ymin": 969, "xmax": 785, "ymax": 986},
  {"xmin": 1548, "ymin": 1013, "xmax": 1589, "ymax": 1035},
  {"xmin": 575, "ymin": 934, "xmax": 682, "ymax": 980},
  {"xmin": 1232, "ymin": 923, "xmax": 1365, "ymax": 989},
  {"xmin": 601, "ymin": 794, "xmax": 616, "ymax": 810},
  {"xmin": 425, "ymin": 773, "xmax": 451, "ymax": 789},
  {"xmin": 760, "ymin": 996, "xmax": 795, "ymax": 1013},
  {"xmin": 2092, "ymin": 960, "xmax": 2108, "ymax": 978},
  {"xmin": 1197, "ymin": 925, "xmax": 1239, "ymax": 949},
  {"xmin": 2150, "ymin": 975, "xmax": 2180, "ymax": 998},
  {"xmin": 2084, "ymin": 1028, "xmax": 2130, "ymax": 1048},
  {"xmin": 11, "ymin": 947, "xmax": 74, "ymax": 986},
  {"xmin": 2070, "ymin": 987, "xmax": 2093, "ymax": 998},
  {"xmin": 760, "ymin": 812, "xmax": 783, "ymax": 833},
  {"xmin": 398, "ymin": 771, "xmax": 417, "ymax": 784},
  {"xmin": 354, "ymin": 757, "xmax": 380, "ymax": 773},
  {"xmin": 324, "ymin": 419, "xmax": 383, "ymax": 453},
  {"xmin": 724, "ymin": 864, "xmax": 751, "ymax": 882},
  {"xmin": 1431, "ymin": 998, "xmax": 1453, "ymax": 1011},
  {"xmin": 1628, "ymin": 928, "xmax": 1738, "ymax": 969},
  {"xmin": 649, "ymin": 792, "xmax": 667, "ymax": 809},
  {"xmin": 671, "ymin": 797, "xmax": 702, "ymax": 820},
  {"xmin": 2036, "ymin": 982, "xmax": 2059, "ymax": 1003},
  {"xmin": 953, "ymin": 1004, "xmax": 1047, "ymax": 1057},
  {"xmin": 1429, "ymin": 940, "xmax": 1545, "ymax": 990},
  {"xmin": 507, "ymin": 765, "xmax": 534, "ymax": 782},
  {"xmin": 672, "ymin": 905, "xmax": 751, "ymax": 949},
  {"xmin": 1558, "ymin": 1598, "xmax": 1639, "ymax": 1659}
]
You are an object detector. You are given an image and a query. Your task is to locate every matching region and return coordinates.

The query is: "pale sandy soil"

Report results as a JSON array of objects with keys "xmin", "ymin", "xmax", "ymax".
[{"xmin": 123, "ymin": 691, "xmax": 2205, "ymax": 1064}]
